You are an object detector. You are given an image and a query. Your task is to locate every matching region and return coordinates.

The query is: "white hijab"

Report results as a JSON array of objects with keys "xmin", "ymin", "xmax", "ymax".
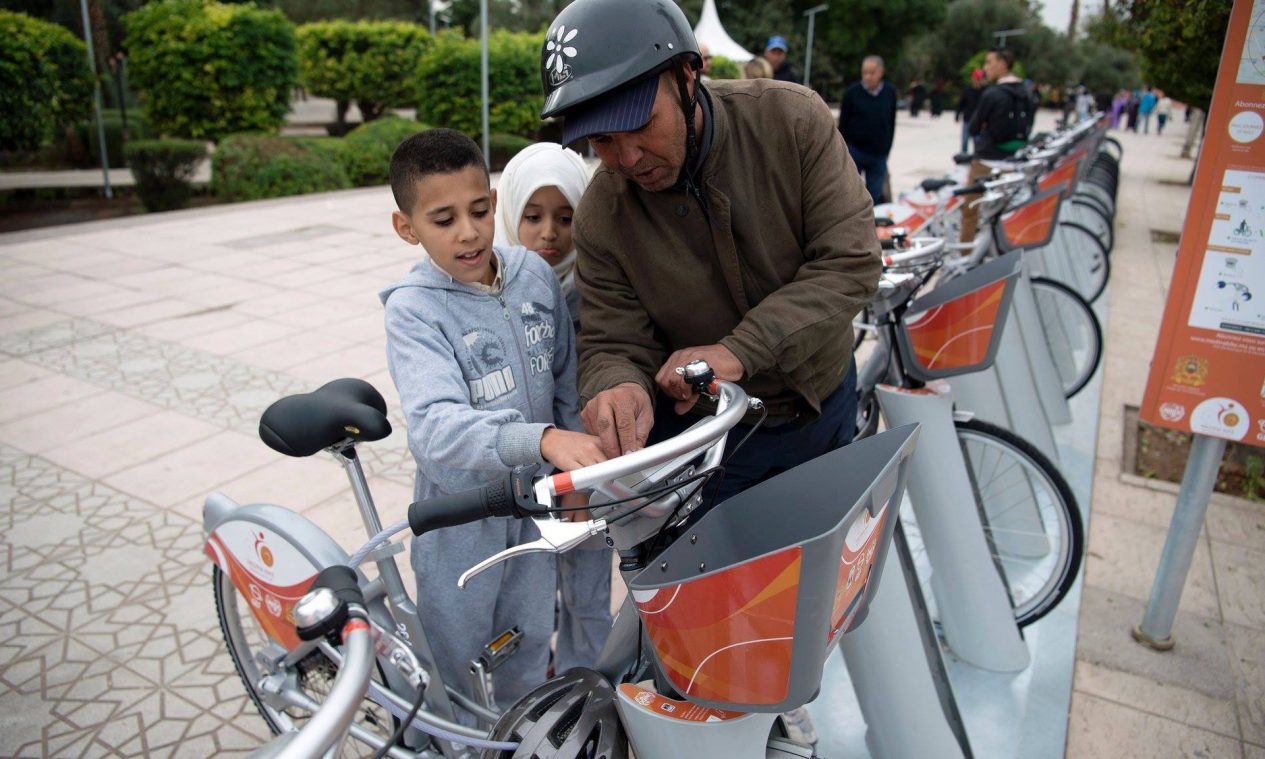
[{"xmin": 493, "ymin": 142, "xmax": 593, "ymax": 293}]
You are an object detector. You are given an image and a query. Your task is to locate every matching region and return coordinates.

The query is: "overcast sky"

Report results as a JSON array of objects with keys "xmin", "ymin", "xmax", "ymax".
[{"xmin": 1038, "ymin": 0, "xmax": 1105, "ymax": 36}]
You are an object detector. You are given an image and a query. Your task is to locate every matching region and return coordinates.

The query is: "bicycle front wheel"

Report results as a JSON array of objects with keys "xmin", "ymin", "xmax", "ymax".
[
  {"xmin": 956, "ymin": 419, "xmax": 1084, "ymax": 627},
  {"xmin": 1030, "ymin": 276, "xmax": 1103, "ymax": 398},
  {"xmin": 213, "ymin": 565, "xmax": 398, "ymax": 757}
]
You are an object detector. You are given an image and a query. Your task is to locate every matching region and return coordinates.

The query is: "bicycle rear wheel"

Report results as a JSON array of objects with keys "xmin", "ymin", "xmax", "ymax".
[
  {"xmin": 956, "ymin": 419, "xmax": 1083, "ymax": 627},
  {"xmin": 1030, "ymin": 276, "xmax": 1103, "ymax": 398},
  {"xmin": 213, "ymin": 566, "xmax": 397, "ymax": 757}
]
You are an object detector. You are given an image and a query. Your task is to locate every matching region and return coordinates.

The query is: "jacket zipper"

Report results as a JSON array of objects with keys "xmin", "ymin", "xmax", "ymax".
[{"xmin": 499, "ymin": 293, "xmax": 535, "ymax": 413}]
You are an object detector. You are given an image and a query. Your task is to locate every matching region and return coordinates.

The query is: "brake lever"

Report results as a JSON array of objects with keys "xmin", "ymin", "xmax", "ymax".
[{"xmin": 457, "ymin": 516, "xmax": 608, "ymax": 588}]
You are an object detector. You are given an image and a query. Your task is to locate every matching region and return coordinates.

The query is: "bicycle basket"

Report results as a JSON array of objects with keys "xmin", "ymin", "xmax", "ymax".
[
  {"xmin": 996, "ymin": 185, "xmax": 1066, "ymax": 252},
  {"xmin": 627, "ymin": 424, "xmax": 919, "ymax": 713},
  {"xmin": 1038, "ymin": 150, "xmax": 1088, "ymax": 198},
  {"xmin": 894, "ymin": 251, "xmax": 1022, "ymax": 381}
]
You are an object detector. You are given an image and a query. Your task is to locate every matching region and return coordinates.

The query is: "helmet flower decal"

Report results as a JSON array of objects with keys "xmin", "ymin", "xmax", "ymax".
[{"xmin": 545, "ymin": 25, "xmax": 579, "ymax": 74}]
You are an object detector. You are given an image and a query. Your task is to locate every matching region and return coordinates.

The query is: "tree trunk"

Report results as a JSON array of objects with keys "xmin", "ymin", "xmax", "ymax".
[{"xmin": 88, "ymin": 0, "xmax": 111, "ymax": 74}]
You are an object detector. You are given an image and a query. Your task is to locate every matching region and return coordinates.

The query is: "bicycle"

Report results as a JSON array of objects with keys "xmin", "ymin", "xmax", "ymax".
[
  {"xmin": 855, "ymin": 234, "xmax": 1084, "ymax": 630},
  {"xmin": 886, "ymin": 165, "xmax": 1104, "ymax": 401},
  {"xmin": 207, "ymin": 371, "xmax": 923, "ymax": 758}
]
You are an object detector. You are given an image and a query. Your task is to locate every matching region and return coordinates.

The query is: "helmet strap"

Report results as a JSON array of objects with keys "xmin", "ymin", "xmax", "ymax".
[{"xmin": 674, "ymin": 64, "xmax": 700, "ymax": 183}]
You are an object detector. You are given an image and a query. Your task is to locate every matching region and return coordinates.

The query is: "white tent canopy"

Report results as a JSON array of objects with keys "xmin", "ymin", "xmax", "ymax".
[{"xmin": 693, "ymin": 0, "xmax": 753, "ymax": 63}]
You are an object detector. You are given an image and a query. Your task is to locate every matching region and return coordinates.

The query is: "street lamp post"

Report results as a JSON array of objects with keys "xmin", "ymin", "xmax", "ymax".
[
  {"xmin": 993, "ymin": 27, "xmax": 1026, "ymax": 49},
  {"xmin": 480, "ymin": 0, "xmax": 490, "ymax": 166},
  {"xmin": 803, "ymin": 4, "xmax": 829, "ymax": 88},
  {"xmin": 79, "ymin": 0, "xmax": 112, "ymax": 199}
]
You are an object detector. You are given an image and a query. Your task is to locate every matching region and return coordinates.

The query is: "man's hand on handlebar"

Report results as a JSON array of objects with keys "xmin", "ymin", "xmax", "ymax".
[
  {"xmin": 580, "ymin": 382, "xmax": 654, "ymax": 458},
  {"xmin": 540, "ymin": 428, "xmax": 607, "ymax": 470},
  {"xmin": 656, "ymin": 344, "xmax": 744, "ymax": 415}
]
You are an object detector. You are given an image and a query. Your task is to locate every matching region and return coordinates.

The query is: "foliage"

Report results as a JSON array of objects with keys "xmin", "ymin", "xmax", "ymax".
[
  {"xmin": 337, "ymin": 115, "xmax": 428, "ymax": 186},
  {"xmin": 709, "ymin": 55, "xmax": 742, "ymax": 80},
  {"xmin": 123, "ymin": 138, "xmax": 206, "ymax": 211},
  {"xmin": 123, "ymin": 0, "xmax": 297, "ymax": 141},
  {"xmin": 1086, "ymin": 0, "xmax": 1231, "ymax": 111},
  {"xmin": 0, "ymin": 10, "xmax": 95, "ymax": 152},
  {"xmin": 212, "ymin": 134, "xmax": 351, "ymax": 202},
  {"xmin": 415, "ymin": 29, "xmax": 543, "ymax": 139},
  {"xmin": 488, "ymin": 132, "xmax": 535, "ymax": 171},
  {"xmin": 297, "ymin": 19, "xmax": 431, "ymax": 122},
  {"xmin": 1074, "ymin": 41, "xmax": 1142, "ymax": 98},
  {"xmin": 77, "ymin": 108, "xmax": 156, "ymax": 169}
]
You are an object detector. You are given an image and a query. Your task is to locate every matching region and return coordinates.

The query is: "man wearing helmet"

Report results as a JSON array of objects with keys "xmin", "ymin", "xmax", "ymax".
[{"xmin": 543, "ymin": 0, "xmax": 880, "ymax": 505}]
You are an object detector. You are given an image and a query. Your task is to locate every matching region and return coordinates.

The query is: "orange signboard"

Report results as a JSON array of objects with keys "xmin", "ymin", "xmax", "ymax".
[{"xmin": 1140, "ymin": 0, "xmax": 1265, "ymax": 445}]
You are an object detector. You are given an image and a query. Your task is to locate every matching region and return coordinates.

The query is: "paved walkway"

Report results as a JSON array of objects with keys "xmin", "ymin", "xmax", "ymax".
[{"xmin": 0, "ymin": 111, "xmax": 1259, "ymax": 758}]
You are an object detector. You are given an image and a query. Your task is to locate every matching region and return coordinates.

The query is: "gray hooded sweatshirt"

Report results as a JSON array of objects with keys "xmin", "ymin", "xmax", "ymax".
[
  {"xmin": 379, "ymin": 245, "xmax": 586, "ymax": 715},
  {"xmin": 379, "ymin": 244, "xmax": 582, "ymax": 501}
]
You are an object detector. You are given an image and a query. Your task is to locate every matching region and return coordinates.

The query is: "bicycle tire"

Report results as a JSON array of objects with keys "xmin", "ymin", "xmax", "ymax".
[
  {"xmin": 1048, "ymin": 221, "xmax": 1111, "ymax": 303},
  {"xmin": 1070, "ymin": 198, "xmax": 1114, "ymax": 254},
  {"xmin": 1030, "ymin": 276, "xmax": 1103, "ymax": 398},
  {"xmin": 214, "ymin": 565, "xmax": 398, "ymax": 757},
  {"xmin": 955, "ymin": 419, "xmax": 1084, "ymax": 627}
]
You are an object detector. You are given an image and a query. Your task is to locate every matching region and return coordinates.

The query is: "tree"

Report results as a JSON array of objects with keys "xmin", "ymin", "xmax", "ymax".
[{"xmin": 1087, "ymin": 0, "xmax": 1231, "ymax": 111}]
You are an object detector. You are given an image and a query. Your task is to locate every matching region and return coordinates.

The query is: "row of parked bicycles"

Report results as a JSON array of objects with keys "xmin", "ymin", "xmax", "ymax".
[{"xmin": 204, "ymin": 113, "xmax": 1121, "ymax": 758}]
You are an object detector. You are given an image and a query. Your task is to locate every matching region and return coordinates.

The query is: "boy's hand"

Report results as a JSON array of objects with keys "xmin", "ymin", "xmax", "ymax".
[
  {"xmin": 558, "ymin": 491, "xmax": 591, "ymax": 522},
  {"xmin": 541, "ymin": 428, "xmax": 607, "ymax": 471},
  {"xmin": 581, "ymin": 383, "xmax": 654, "ymax": 458}
]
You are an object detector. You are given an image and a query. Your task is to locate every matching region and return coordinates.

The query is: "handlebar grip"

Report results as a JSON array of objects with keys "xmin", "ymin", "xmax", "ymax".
[
  {"xmin": 880, "ymin": 238, "xmax": 898, "ymax": 250},
  {"xmin": 408, "ymin": 465, "xmax": 540, "ymax": 535},
  {"xmin": 952, "ymin": 182, "xmax": 986, "ymax": 196},
  {"xmin": 409, "ymin": 482, "xmax": 505, "ymax": 535}
]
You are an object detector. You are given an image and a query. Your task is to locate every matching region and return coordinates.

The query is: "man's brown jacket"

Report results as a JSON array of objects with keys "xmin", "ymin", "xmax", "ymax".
[{"xmin": 574, "ymin": 78, "xmax": 881, "ymax": 423}]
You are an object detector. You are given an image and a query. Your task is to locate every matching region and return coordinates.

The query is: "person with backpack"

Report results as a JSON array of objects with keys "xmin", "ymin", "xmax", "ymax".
[{"xmin": 960, "ymin": 47, "xmax": 1032, "ymax": 243}]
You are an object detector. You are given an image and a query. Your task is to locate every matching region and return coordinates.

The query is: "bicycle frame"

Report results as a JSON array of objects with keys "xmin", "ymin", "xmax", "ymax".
[{"xmin": 208, "ymin": 378, "xmax": 932, "ymax": 759}]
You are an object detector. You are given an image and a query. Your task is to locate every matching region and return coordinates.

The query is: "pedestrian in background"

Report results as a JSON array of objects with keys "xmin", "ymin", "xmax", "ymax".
[
  {"xmin": 1156, "ymin": 90, "xmax": 1172, "ymax": 136},
  {"xmin": 743, "ymin": 56, "xmax": 773, "ymax": 80},
  {"xmin": 764, "ymin": 36, "xmax": 799, "ymax": 83},
  {"xmin": 1139, "ymin": 86, "xmax": 1157, "ymax": 134},
  {"xmin": 956, "ymin": 69, "xmax": 985, "ymax": 154},
  {"xmin": 838, "ymin": 55, "xmax": 898, "ymax": 204}
]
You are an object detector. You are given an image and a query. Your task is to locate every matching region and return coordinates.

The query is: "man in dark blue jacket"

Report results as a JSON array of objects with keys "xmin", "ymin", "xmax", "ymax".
[{"xmin": 837, "ymin": 55, "xmax": 897, "ymax": 204}]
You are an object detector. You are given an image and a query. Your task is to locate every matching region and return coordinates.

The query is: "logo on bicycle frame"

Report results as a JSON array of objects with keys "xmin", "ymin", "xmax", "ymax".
[{"xmin": 253, "ymin": 531, "xmax": 275, "ymax": 568}]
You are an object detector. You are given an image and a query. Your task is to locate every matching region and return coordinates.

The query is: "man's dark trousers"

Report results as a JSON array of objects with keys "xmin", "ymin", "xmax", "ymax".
[
  {"xmin": 847, "ymin": 145, "xmax": 887, "ymax": 206},
  {"xmin": 647, "ymin": 361, "xmax": 858, "ymax": 505}
]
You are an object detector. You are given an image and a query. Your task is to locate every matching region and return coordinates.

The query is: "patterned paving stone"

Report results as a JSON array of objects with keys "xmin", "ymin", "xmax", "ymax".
[
  {"xmin": 0, "ymin": 318, "xmax": 308, "ymax": 435},
  {"xmin": 0, "ymin": 446, "xmax": 272, "ymax": 757}
]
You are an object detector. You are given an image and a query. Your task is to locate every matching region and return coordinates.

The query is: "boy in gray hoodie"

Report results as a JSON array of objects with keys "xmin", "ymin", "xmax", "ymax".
[{"xmin": 380, "ymin": 129, "xmax": 606, "ymax": 717}]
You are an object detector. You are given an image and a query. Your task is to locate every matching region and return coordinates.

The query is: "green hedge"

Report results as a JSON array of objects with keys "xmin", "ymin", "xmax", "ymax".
[
  {"xmin": 488, "ymin": 133, "xmax": 535, "ymax": 172},
  {"xmin": 297, "ymin": 20, "xmax": 431, "ymax": 123},
  {"xmin": 415, "ymin": 30, "xmax": 542, "ymax": 139},
  {"xmin": 212, "ymin": 134, "xmax": 350, "ymax": 202},
  {"xmin": 77, "ymin": 109, "xmax": 157, "ymax": 169},
  {"xmin": 709, "ymin": 56, "xmax": 742, "ymax": 80},
  {"xmin": 124, "ymin": 0, "xmax": 297, "ymax": 141},
  {"xmin": 338, "ymin": 115, "xmax": 428, "ymax": 187},
  {"xmin": 124, "ymin": 139, "xmax": 206, "ymax": 212},
  {"xmin": 0, "ymin": 11, "xmax": 95, "ymax": 152}
]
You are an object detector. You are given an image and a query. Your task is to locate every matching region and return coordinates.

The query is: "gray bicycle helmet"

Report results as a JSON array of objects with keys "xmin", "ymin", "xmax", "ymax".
[
  {"xmin": 480, "ymin": 668, "xmax": 627, "ymax": 759},
  {"xmin": 540, "ymin": 0, "xmax": 701, "ymax": 145}
]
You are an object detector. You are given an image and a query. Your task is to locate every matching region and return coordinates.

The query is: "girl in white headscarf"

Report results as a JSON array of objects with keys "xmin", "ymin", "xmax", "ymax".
[
  {"xmin": 493, "ymin": 143, "xmax": 592, "ymax": 325},
  {"xmin": 493, "ymin": 142, "xmax": 609, "ymax": 673}
]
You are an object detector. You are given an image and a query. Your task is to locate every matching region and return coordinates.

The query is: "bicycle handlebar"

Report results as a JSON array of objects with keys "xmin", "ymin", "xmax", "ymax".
[
  {"xmin": 881, "ymin": 237, "xmax": 946, "ymax": 267},
  {"xmin": 408, "ymin": 466, "xmax": 537, "ymax": 535},
  {"xmin": 407, "ymin": 379, "xmax": 753, "ymax": 535}
]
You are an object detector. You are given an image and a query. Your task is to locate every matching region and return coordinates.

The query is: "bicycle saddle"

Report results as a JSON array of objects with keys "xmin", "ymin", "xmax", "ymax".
[
  {"xmin": 259, "ymin": 378, "xmax": 392, "ymax": 457},
  {"xmin": 920, "ymin": 177, "xmax": 956, "ymax": 192},
  {"xmin": 952, "ymin": 152, "xmax": 973, "ymax": 165}
]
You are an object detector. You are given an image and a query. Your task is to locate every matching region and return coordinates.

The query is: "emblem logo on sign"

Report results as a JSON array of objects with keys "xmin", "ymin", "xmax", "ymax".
[
  {"xmin": 1172, "ymin": 355, "xmax": 1209, "ymax": 387},
  {"xmin": 545, "ymin": 25, "xmax": 578, "ymax": 86},
  {"xmin": 1159, "ymin": 402, "xmax": 1186, "ymax": 422}
]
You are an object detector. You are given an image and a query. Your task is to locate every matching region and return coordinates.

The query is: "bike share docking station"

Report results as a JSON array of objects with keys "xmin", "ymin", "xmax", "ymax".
[{"xmin": 814, "ymin": 250, "xmax": 1104, "ymax": 757}]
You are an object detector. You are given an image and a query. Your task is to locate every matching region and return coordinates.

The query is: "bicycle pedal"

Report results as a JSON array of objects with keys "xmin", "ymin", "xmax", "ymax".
[{"xmin": 476, "ymin": 626, "xmax": 523, "ymax": 672}]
